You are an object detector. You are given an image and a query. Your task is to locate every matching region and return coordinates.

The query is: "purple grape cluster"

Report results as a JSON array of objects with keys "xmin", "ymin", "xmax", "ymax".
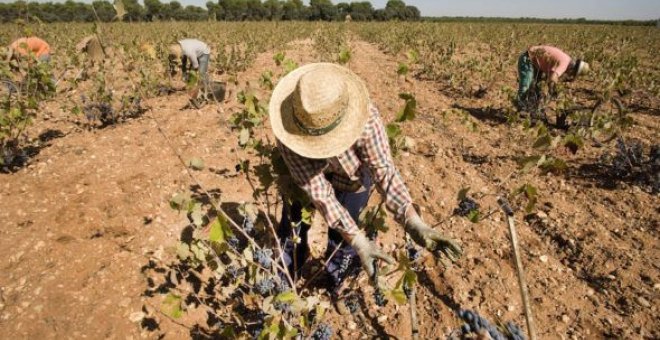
[
  {"xmin": 454, "ymin": 198, "xmax": 479, "ymax": 217},
  {"xmin": 253, "ymin": 248, "xmax": 273, "ymax": 269},
  {"xmin": 242, "ymin": 216, "xmax": 255, "ymax": 235},
  {"xmin": 311, "ymin": 323, "xmax": 333, "ymax": 340},
  {"xmin": 344, "ymin": 296, "xmax": 359, "ymax": 314},
  {"xmin": 226, "ymin": 265, "xmax": 244, "ymax": 280},
  {"xmin": 254, "ymin": 278, "xmax": 275, "ymax": 296},
  {"xmin": 457, "ymin": 310, "xmax": 526, "ymax": 340},
  {"xmin": 373, "ymin": 288, "xmax": 387, "ymax": 307},
  {"xmin": 406, "ymin": 242, "xmax": 421, "ymax": 261},
  {"xmin": 227, "ymin": 236, "xmax": 240, "ymax": 250},
  {"xmin": 274, "ymin": 301, "xmax": 292, "ymax": 314}
]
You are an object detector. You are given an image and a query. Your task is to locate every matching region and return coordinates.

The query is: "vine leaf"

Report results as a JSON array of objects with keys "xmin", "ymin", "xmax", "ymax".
[
  {"xmin": 162, "ymin": 293, "xmax": 183, "ymax": 319},
  {"xmin": 209, "ymin": 215, "xmax": 233, "ymax": 243}
]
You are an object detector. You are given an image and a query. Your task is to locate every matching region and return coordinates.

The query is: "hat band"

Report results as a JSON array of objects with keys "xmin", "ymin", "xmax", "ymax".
[{"xmin": 292, "ymin": 108, "xmax": 345, "ymax": 136}]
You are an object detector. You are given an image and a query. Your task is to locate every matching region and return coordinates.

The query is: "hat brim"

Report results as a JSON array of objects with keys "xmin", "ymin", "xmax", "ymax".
[{"xmin": 269, "ymin": 63, "xmax": 370, "ymax": 159}]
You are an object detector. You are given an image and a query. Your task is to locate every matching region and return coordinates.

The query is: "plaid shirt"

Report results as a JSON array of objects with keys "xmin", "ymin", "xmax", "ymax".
[{"xmin": 278, "ymin": 104, "xmax": 413, "ymax": 237}]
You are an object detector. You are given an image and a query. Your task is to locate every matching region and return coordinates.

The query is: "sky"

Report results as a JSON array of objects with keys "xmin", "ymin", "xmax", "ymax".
[{"xmin": 6, "ymin": 0, "xmax": 660, "ymax": 20}]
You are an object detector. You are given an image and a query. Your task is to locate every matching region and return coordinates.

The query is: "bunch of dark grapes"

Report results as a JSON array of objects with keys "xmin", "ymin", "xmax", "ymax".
[
  {"xmin": 242, "ymin": 216, "xmax": 255, "ymax": 235},
  {"xmin": 254, "ymin": 278, "xmax": 275, "ymax": 296},
  {"xmin": 453, "ymin": 198, "xmax": 479, "ymax": 217},
  {"xmin": 273, "ymin": 301, "xmax": 292, "ymax": 314},
  {"xmin": 457, "ymin": 310, "xmax": 525, "ymax": 340},
  {"xmin": 254, "ymin": 248, "xmax": 273, "ymax": 269},
  {"xmin": 226, "ymin": 265, "xmax": 245, "ymax": 280},
  {"xmin": 504, "ymin": 321, "xmax": 525, "ymax": 340},
  {"xmin": 458, "ymin": 310, "xmax": 505, "ymax": 340},
  {"xmin": 406, "ymin": 242, "xmax": 421, "ymax": 262},
  {"xmin": 274, "ymin": 278, "xmax": 290, "ymax": 294},
  {"xmin": 373, "ymin": 288, "xmax": 387, "ymax": 307},
  {"xmin": 610, "ymin": 138, "xmax": 643, "ymax": 178},
  {"xmin": 227, "ymin": 236, "xmax": 240, "ymax": 250},
  {"xmin": 344, "ymin": 296, "xmax": 360, "ymax": 314},
  {"xmin": 311, "ymin": 323, "xmax": 333, "ymax": 340}
]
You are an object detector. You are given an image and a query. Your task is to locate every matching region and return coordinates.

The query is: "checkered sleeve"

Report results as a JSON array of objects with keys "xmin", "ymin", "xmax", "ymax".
[
  {"xmin": 277, "ymin": 140, "xmax": 360, "ymax": 237},
  {"xmin": 361, "ymin": 105, "xmax": 413, "ymax": 224}
]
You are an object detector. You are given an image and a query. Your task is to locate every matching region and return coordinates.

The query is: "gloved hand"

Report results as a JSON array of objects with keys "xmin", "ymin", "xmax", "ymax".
[
  {"xmin": 349, "ymin": 232, "xmax": 395, "ymax": 279},
  {"xmin": 405, "ymin": 212, "xmax": 462, "ymax": 263}
]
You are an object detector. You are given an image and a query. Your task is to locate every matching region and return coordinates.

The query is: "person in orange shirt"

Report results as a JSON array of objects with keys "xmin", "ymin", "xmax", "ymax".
[{"xmin": 8, "ymin": 36, "xmax": 51, "ymax": 63}]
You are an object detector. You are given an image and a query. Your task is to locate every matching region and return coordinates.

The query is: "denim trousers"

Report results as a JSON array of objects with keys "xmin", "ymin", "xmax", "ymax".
[{"xmin": 278, "ymin": 169, "xmax": 372, "ymax": 290}]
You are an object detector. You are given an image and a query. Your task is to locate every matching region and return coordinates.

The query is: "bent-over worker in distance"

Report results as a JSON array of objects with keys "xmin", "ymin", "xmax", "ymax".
[
  {"xmin": 269, "ymin": 63, "xmax": 462, "ymax": 291},
  {"xmin": 8, "ymin": 36, "xmax": 51, "ymax": 63},
  {"xmin": 517, "ymin": 45, "xmax": 590, "ymax": 109},
  {"xmin": 168, "ymin": 38, "xmax": 211, "ymax": 90}
]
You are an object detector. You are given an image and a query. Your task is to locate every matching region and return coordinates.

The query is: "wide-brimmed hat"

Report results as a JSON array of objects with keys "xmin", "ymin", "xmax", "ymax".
[
  {"xmin": 168, "ymin": 43, "xmax": 182, "ymax": 59},
  {"xmin": 576, "ymin": 60, "xmax": 590, "ymax": 77},
  {"xmin": 269, "ymin": 63, "xmax": 370, "ymax": 159}
]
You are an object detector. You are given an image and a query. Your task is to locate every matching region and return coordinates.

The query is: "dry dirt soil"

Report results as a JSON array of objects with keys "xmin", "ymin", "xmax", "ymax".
[{"xmin": 0, "ymin": 38, "xmax": 658, "ymax": 339}]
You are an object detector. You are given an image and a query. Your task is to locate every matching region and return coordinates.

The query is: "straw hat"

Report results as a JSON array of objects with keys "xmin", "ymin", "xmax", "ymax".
[
  {"xmin": 269, "ymin": 63, "xmax": 370, "ymax": 159},
  {"xmin": 576, "ymin": 60, "xmax": 590, "ymax": 77},
  {"xmin": 168, "ymin": 43, "xmax": 182, "ymax": 59}
]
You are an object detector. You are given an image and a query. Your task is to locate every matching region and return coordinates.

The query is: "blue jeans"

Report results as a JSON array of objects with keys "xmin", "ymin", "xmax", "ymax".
[
  {"xmin": 517, "ymin": 51, "xmax": 535, "ymax": 103},
  {"xmin": 278, "ymin": 169, "xmax": 372, "ymax": 290},
  {"xmin": 182, "ymin": 54, "xmax": 210, "ymax": 90}
]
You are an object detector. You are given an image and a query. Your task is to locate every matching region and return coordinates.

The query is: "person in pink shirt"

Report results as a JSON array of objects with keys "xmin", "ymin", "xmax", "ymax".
[{"xmin": 517, "ymin": 45, "xmax": 590, "ymax": 118}]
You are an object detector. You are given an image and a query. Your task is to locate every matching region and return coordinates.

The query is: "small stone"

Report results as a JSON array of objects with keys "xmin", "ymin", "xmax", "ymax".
[
  {"xmin": 536, "ymin": 211, "xmax": 548, "ymax": 220},
  {"xmin": 539, "ymin": 255, "xmax": 549, "ymax": 263},
  {"xmin": 129, "ymin": 311, "xmax": 146, "ymax": 323},
  {"xmin": 586, "ymin": 289, "xmax": 595, "ymax": 296},
  {"xmin": 347, "ymin": 321, "xmax": 357, "ymax": 331},
  {"xmin": 377, "ymin": 315, "xmax": 388, "ymax": 323},
  {"xmin": 119, "ymin": 297, "xmax": 131, "ymax": 308},
  {"xmin": 561, "ymin": 315, "xmax": 570, "ymax": 323},
  {"xmin": 636, "ymin": 297, "xmax": 650, "ymax": 308}
]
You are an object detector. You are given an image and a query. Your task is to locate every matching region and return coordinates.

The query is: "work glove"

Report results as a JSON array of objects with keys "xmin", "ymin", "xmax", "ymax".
[
  {"xmin": 349, "ymin": 232, "xmax": 395, "ymax": 279},
  {"xmin": 405, "ymin": 213, "xmax": 462, "ymax": 263}
]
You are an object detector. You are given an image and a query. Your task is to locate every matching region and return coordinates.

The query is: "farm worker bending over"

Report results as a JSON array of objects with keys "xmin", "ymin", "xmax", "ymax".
[
  {"xmin": 269, "ymin": 63, "xmax": 462, "ymax": 291},
  {"xmin": 168, "ymin": 39, "xmax": 211, "ymax": 90},
  {"xmin": 517, "ymin": 45, "xmax": 590, "ymax": 107},
  {"xmin": 8, "ymin": 36, "xmax": 51, "ymax": 63}
]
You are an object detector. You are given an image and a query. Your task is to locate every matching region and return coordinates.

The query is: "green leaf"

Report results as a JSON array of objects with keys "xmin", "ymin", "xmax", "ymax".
[
  {"xmin": 397, "ymin": 63, "xmax": 409, "ymax": 76},
  {"xmin": 396, "ymin": 93, "xmax": 416, "ymax": 122},
  {"xmin": 457, "ymin": 187, "xmax": 470, "ymax": 201},
  {"xmin": 389, "ymin": 288, "xmax": 408, "ymax": 305},
  {"xmin": 239, "ymin": 128, "xmax": 250, "ymax": 147},
  {"xmin": 301, "ymin": 207, "xmax": 313, "ymax": 225},
  {"xmin": 274, "ymin": 291, "xmax": 297, "ymax": 303},
  {"xmin": 562, "ymin": 134, "xmax": 584, "ymax": 154},
  {"xmin": 209, "ymin": 215, "xmax": 233, "ymax": 243},
  {"xmin": 532, "ymin": 135, "xmax": 552, "ymax": 150},
  {"xmin": 517, "ymin": 155, "xmax": 542, "ymax": 173},
  {"xmin": 187, "ymin": 157, "xmax": 204, "ymax": 171},
  {"xmin": 169, "ymin": 192, "xmax": 190, "ymax": 211},
  {"xmin": 467, "ymin": 210, "xmax": 480, "ymax": 223},
  {"xmin": 406, "ymin": 49, "xmax": 419, "ymax": 64},
  {"xmin": 385, "ymin": 123, "xmax": 401, "ymax": 139},
  {"xmin": 338, "ymin": 49, "xmax": 351, "ymax": 65},
  {"xmin": 176, "ymin": 242, "xmax": 191, "ymax": 260},
  {"xmin": 162, "ymin": 293, "xmax": 183, "ymax": 319},
  {"xmin": 539, "ymin": 157, "xmax": 567, "ymax": 174}
]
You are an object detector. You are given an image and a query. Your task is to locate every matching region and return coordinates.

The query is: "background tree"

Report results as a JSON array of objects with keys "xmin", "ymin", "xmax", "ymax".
[
  {"xmin": 144, "ymin": 0, "xmax": 163, "ymax": 21},
  {"xmin": 92, "ymin": 0, "xmax": 118, "ymax": 21},
  {"xmin": 349, "ymin": 1, "xmax": 374, "ymax": 21}
]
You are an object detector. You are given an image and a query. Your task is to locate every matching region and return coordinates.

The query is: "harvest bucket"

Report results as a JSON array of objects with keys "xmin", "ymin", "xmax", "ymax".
[{"xmin": 189, "ymin": 81, "xmax": 226, "ymax": 109}]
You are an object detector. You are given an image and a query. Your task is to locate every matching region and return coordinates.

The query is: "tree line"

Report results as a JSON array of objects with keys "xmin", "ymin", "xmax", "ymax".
[{"xmin": 0, "ymin": 0, "xmax": 421, "ymax": 23}]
